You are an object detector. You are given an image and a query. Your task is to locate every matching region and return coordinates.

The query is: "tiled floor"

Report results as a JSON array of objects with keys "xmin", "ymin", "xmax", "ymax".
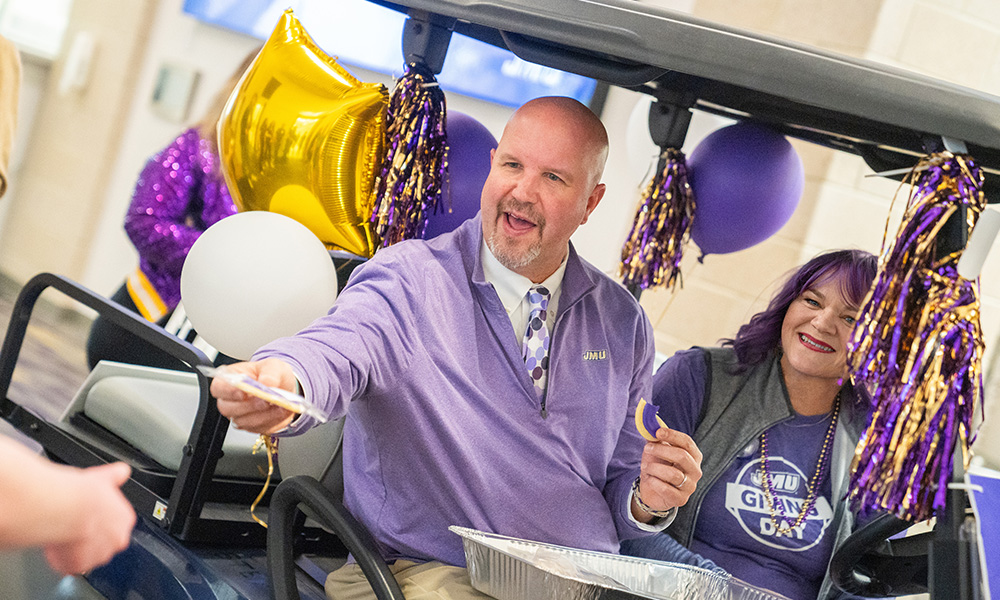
[{"xmin": 0, "ymin": 274, "xmax": 92, "ymax": 421}]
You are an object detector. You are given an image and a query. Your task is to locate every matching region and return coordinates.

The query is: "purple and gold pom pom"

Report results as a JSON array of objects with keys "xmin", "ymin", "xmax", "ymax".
[
  {"xmin": 370, "ymin": 63, "xmax": 448, "ymax": 249},
  {"xmin": 847, "ymin": 152, "xmax": 986, "ymax": 522},
  {"xmin": 619, "ymin": 149, "xmax": 695, "ymax": 291},
  {"xmin": 636, "ymin": 397, "xmax": 668, "ymax": 442}
]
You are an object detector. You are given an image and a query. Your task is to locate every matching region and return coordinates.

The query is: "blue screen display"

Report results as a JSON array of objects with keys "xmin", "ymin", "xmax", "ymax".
[{"xmin": 182, "ymin": 0, "xmax": 597, "ymax": 108}]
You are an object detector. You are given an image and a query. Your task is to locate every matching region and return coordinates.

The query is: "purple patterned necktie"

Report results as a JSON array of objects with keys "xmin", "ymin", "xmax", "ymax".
[{"xmin": 522, "ymin": 285, "xmax": 551, "ymax": 398}]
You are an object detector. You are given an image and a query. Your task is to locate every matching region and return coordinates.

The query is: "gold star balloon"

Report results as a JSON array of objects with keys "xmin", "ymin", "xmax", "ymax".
[{"xmin": 218, "ymin": 9, "xmax": 387, "ymax": 258}]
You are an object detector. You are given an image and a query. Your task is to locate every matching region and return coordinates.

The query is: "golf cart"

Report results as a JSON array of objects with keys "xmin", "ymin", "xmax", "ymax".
[{"xmin": 1, "ymin": 0, "xmax": 998, "ymax": 598}]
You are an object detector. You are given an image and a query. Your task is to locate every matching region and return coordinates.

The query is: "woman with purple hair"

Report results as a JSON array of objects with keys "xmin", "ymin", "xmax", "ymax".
[{"xmin": 622, "ymin": 249, "xmax": 878, "ymax": 600}]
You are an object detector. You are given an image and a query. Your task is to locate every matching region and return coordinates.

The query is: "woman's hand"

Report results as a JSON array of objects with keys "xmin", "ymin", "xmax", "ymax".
[{"xmin": 632, "ymin": 427, "xmax": 703, "ymax": 522}]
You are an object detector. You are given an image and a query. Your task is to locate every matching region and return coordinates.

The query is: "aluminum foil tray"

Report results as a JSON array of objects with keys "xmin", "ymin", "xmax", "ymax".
[{"xmin": 450, "ymin": 526, "xmax": 790, "ymax": 600}]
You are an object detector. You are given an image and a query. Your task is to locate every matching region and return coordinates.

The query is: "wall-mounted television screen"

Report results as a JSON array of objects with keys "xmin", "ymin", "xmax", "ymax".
[{"xmin": 182, "ymin": 0, "xmax": 598, "ymax": 108}]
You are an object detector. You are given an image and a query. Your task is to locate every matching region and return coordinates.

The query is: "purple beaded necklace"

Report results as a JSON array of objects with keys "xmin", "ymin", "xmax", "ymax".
[{"xmin": 759, "ymin": 392, "xmax": 841, "ymax": 535}]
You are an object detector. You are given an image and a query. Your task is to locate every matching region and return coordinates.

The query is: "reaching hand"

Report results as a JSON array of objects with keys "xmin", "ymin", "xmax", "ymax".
[
  {"xmin": 0, "ymin": 438, "xmax": 137, "ymax": 574},
  {"xmin": 634, "ymin": 427, "xmax": 703, "ymax": 521},
  {"xmin": 43, "ymin": 462, "xmax": 136, "ymax": 574},
  {"xmin": 211, "ymin": 358, "xmax": 298, "ymax": 434}
]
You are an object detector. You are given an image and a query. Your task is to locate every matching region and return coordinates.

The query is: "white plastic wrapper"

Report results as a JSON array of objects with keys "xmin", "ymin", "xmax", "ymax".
[
  {"xmin": 451, "ymin": 526, "xmax": 790, "ymax": 600},
  {"xmin": 197, "ymin": 364, "xmax": 328, "ymax": 422}
]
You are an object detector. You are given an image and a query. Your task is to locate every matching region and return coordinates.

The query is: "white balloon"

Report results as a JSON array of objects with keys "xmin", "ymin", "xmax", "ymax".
[{"xmin": 180, "ymin": 211, "xmax": 339, "ymax": 360}]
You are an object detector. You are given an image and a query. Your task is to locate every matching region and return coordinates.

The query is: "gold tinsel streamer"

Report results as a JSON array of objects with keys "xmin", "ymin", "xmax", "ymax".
[
  {"xmin": 369, "ymin": 64, "xmax": 448, "ymax": 248},
  {"xmin": 846, "ymin": 152, "xmax": 985, "ymax": 520},
  {"xmin": 250, "ymin": 434, "xmax": 278, "ymax": 528},
  {"xmin": 618, "ymin": 149, "xmax": 695, "ymax": 291}
]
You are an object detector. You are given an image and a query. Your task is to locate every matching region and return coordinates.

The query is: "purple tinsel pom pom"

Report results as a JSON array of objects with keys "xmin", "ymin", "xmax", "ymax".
[
  {"xmin": 847, "ymin": 152, "xmax": 986, "ymax": 521},
  {"xmin": 370, "ymin": 63, "xmax": 448, "ymax": 249},
  {"xmin": 619, "ymin": 149, "xmax": 695, "ymax": 291}
]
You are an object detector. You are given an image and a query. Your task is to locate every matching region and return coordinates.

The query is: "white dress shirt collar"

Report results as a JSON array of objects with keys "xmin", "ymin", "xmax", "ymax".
[{"xmin": 481, "ymin": 238, "xmax": 567, "ymax": 315}]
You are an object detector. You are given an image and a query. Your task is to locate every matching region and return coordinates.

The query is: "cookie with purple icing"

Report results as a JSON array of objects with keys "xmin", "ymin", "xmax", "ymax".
[{"xmin": 635, "ymin": 397, "xmax": 667, "ymax": 442}]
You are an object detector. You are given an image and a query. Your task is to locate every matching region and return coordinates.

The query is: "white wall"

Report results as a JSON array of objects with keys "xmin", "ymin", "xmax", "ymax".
[{"xmin": 0, "ymin": 0, "xmax": 155, "ymax": 290}]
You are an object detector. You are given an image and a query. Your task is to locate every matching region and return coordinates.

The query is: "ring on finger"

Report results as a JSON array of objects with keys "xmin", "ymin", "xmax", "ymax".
[{"xmin": 675, "ymin": 472, "xmax": 688, "ymax": 489}]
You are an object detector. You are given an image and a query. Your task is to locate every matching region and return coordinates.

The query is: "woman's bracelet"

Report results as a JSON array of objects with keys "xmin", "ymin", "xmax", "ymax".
[{"xmin": 631, "ymin": 476, "xmax": 676, "ymax": 518}]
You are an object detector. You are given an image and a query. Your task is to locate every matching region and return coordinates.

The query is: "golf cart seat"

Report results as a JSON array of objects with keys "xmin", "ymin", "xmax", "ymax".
[
  {"xmin": 65, "ymin": 360, "xmax": 266, "ymax": 481},
  {"xmin": 76, "ymin": 359, "xmax": 404, "ymax": 599}
]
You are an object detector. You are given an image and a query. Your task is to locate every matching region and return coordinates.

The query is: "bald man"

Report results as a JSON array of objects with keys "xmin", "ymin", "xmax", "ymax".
[{"xmin": 212, "ymin": 97, "xmax": 702, "ymax": 599}]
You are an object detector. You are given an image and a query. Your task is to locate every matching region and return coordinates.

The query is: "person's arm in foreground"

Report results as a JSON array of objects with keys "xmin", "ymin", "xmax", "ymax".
[
  {"xmin": 0, "ymin": 436, "xmax": 136, "ymax": 574},
  {"xmin": 212, "ymin": 257, "xmax": 416, "ymax": 433}
]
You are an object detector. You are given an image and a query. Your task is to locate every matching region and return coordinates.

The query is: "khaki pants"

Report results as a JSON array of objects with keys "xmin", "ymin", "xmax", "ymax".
[{"xmin": 325, "ymin": 560, "xmax": 494, "ymax": 600}]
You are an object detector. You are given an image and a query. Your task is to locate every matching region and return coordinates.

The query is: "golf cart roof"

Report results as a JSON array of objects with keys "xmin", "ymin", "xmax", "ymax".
[{"xmin": 372, "ymin": 0, "xmax": 1000, "ymax": 197}]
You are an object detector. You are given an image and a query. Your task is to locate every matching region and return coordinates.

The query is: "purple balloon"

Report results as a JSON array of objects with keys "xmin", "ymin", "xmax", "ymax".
[
  {"xmin": 688, "ymin": 122, "xmax": 804, "ymax": 255},
  {"xmin": 422, "ymin": 111, "xmax": 498, "ymax": 239}
]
